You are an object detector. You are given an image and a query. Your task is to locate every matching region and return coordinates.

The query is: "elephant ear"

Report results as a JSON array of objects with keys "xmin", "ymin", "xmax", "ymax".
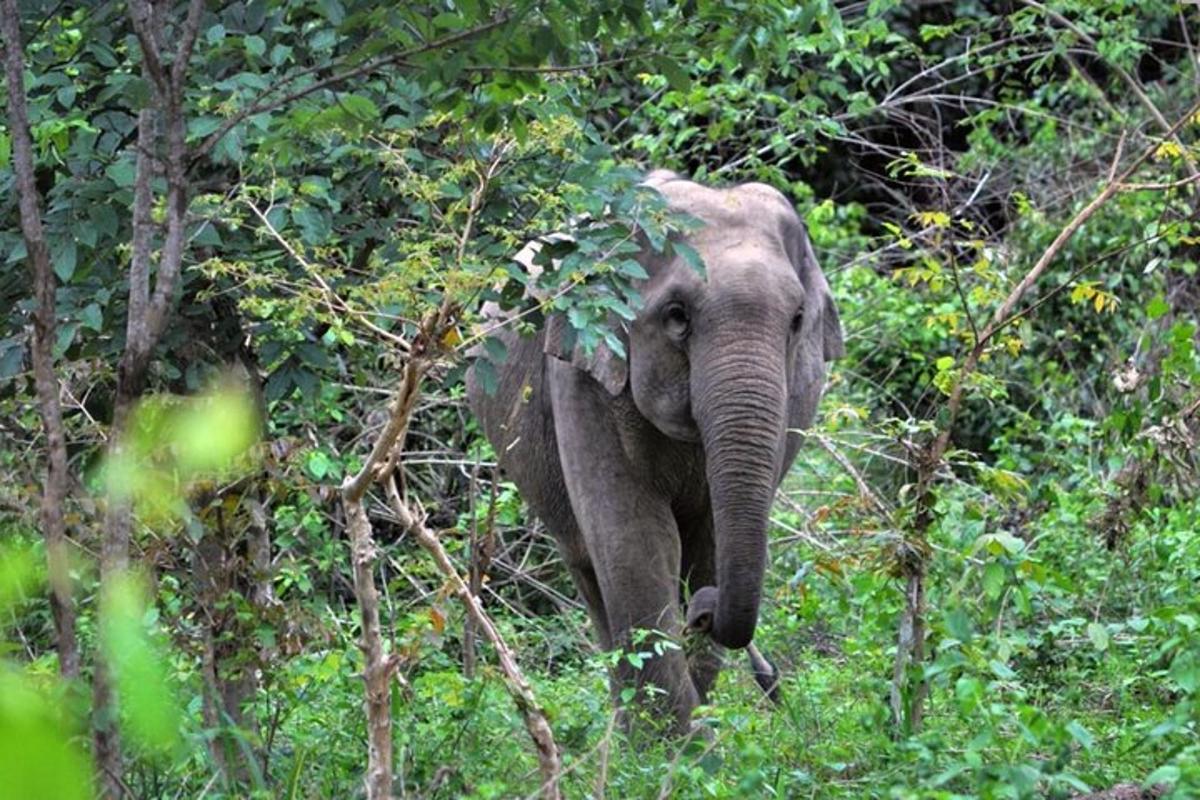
[
  {"xmin": 790, "ymin": 218, "xmax": 845, "ymax": 361},
  {"xmin": 515, "ymin": 233, "xmax": 630, "ymax": 395},
  {"xmin": 544, "ymin": 314, "xmax": 629, "ymax": 395}
]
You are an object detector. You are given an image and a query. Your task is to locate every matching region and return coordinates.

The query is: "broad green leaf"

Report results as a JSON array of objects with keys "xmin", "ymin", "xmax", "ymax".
[
  {"xmin": 0, "ymin": 670, "xmax": 91, "ymax": 800},
  {"xmin": 1145, "ymin": 295, "xmax": 1175, "ymax": 325},
  {"xmin": 483, "ymin": 335, "xmax": 508, "ymax": 365},
  {"xmin": 1169, "ymin": 650, "xmax": 1199, "ymax": 693},
  {"xmin": 473, "ymin": 357, "xmax": 499, "ymax": 397},
  {"xmin": 943, "ymin": 606, "xmax": 973, "ymax": 643},
  {"xmin": 954, "ymin": 676, "xmax": 982, "ymax": 711},
  {"xmin": 80, "ymin": 303, "xmax": 103, "ymax": 332},
  {"xmin": 100, "ymin": 572, "xmax": 181, "ymax": 755},
  {"xmin": 988, "ymin": 659, "xmax": 1015, "ymax": 680},
  {"xmin": 671, "ymin": 240, "xmax": 706, "ymax": 278},
  {"xmin": 306, "ymin": 450, "xmax": 331, "ymax": 480},
  {"xmin": 1066, "ymin": 720, "xmax": 1094, "ymax": 751},
  {"xmin": 244, "ymin": 35, "xmax": 266, "ymax": 58},
  {"xmin": 105, "ymin": 159, "xmax": 135, "ymax": 188},
  {"xmin": 1086, "ymin": 622, "xmax": 1109, "ymax": 652},
  {"xmin": 53, "ymin": 239, "xmax": 77, "ymax": 282},
  {"xmin": 982, "ymin": 561, "xmax": 1005, "ymax": 599},
  {"xmin": 171, "ymin": 389, "xmax": 259, "ymax": 473}
]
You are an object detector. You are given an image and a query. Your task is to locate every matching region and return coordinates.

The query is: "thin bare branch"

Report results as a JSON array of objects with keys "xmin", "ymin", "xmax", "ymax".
[{"xmin": 245, "ymin": 199, "xmax": 412, "ymax": 351}]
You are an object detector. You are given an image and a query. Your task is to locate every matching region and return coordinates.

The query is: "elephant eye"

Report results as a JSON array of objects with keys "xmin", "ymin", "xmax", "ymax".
[
  {"xmin": 790, "ymin": 310, "xmax": 804, "ymax": 334},
  {"xmin": 662, "ymin": 302, "xmax": 690, "ymax": 339}
]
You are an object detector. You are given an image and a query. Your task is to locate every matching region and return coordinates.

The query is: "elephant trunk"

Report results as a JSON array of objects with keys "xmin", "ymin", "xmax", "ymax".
[{"xmin": 691, "ymin": 339, "xmax": 786, "ymax": 650}]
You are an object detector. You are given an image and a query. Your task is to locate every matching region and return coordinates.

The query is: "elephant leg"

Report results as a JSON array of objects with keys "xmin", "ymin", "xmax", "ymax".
[
  {"xmin": 680, "ymin": 517, "xmax": 723, "ymax": 703},
  {"xmin": 549, "ymin": 366, "xmax": 699, "ymax": 735},
  {"xmin": 593, "ymin": 524, "xmax": 697, "ymax": 736},
  {"xmin": 565, "ymin": 559, "xmax": 612, "ymax": 649}
]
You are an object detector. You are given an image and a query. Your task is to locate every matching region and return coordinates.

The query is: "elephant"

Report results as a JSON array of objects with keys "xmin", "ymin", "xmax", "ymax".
[{"xmin": 467, "ymin": 169, "xmax": 844, "ymax": 734}]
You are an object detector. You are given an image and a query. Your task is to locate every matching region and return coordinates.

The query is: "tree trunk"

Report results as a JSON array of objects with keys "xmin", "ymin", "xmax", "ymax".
[
  {"xmin": 1, "ymin": 0, "xmax": 82, "ymax": 682},
  {"xmin": 91, "ymin": 5, "xmax": 205, "ymax": 792}
]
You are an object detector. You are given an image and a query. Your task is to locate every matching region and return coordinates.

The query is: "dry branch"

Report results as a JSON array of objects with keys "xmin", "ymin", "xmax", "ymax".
[
  {"xmin": 340, "ymin": 299, "xmax": 561, "ymax": 799},
  {"xmin": 338, "ymin": 310, "xmax": 448, "ymax": 800},
  {"xmin": 385, "ymin": 477, "xmax": 563, "ymax": 800}
]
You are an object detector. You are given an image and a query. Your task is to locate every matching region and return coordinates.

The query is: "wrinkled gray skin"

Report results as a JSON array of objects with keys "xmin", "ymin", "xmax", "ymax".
[{"xmin": 468, "ymin": 170, "xmax": 844, "ymax": 734}]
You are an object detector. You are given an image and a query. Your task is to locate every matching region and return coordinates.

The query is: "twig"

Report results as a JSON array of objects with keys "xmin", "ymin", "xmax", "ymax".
[
  {"xmin": 245, "ymin": 199, "xmax": 411, "ymax": 351},
  {"xmin": 810, "ymin": 434, "xmax": 891, "ymax": 517},
  {"xmin": 387, "ymin": 475, "xmax": 563, "ymax": 799}
]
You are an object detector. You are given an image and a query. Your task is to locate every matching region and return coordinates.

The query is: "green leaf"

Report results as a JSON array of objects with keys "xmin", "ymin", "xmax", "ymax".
[
  {"xmin": 80, "ymin": 303, "xmax": 103, "ymax": 332},
  {"xmin": 0, "ymin": 671, "xmax": 92, "ymax": 800},
  {"xmin": 616, "ymin": 259, "xmax": 649, "ymax": 280},
  {"xmin": 89, "ymin": 203, "xmax": 118, "ymax": 238},
  {"xmin": 943, "ymin": 606, "xmax": 973, "ymax": 643},
  {"xmin": 0, "ymin": 132, "xmax": 10, "ymax": 169},
  {"xmin": 1168, "ymin": 649, "xmax": 1198, "ymax": 692},
  {"xmin": 982, "ymin": 561, "xmax": 1005, "ymax": 599},
  {"xmin": 988, "ymin": 659, "xmax": 1015, "ymax": 680},
  {"xmin": 1086, "ymin": 622, "xmax": 1109, "ymax": 652},
  {"xmin": 954, "ymin": 676, "xmax": 982, "ymax": 711},
  {"xmin": 473, "ymin": 357, "xmax": 499, "ymax": 397},
  {"xmin": 100, "ymin": 572, "xmax": 181, "ymax": 756},
  {"xmin": 105, "ymin": 160, "xmax": 136, "ymax": 188},
  {"xmin": 53, "ymin": 240, "xmax": 77, "ymax": 282},
  {"xmin": 1066, "ymin": 721, "xmax": 1094, "ymax": 751},
  {"xmin": 1146, "ymin": 295, "xmax": 1169, "ymax": 320},
  {"xmin": 291, "ymin": 205, "xmax": 330, "ymax": 245},
  {"xmin": 0, "ymin": 340, "xmax": 24, "ymax": 380},
  {"xmin": 671, "ymin": 240, "xmax": 706, "ymax": 278},
  {"xmin": 654, "ymin": 56, "xmax": 691, "ymax": 92},
  {"xmin": 171, "ymin": 390, "xmax": 259, "ymax": 474},
  {"xmin": 337, "ymin": 94, "xmax": 379, "ymax": 122},
  {"xmin": 483, "ymin": 336, "xmax": 508, "ymax": 366},
  {"xmin": 1144, "ymin": 765, "xmax": 1180, "ymax": 787},
  {"xmin": 54, "ymin": 322, "xmax": 79, "ymax": 357},
  {"xmin": 0, "ymin": 539, "xmax": 43, "ymax": 616},
  {"xmin": 306, "ymin": 450, "xmax": 331, "ymax": 480},
  {"xmin": 432, "ymin": 12, "xmax": 463, "ymax": 30},
  {"xmin": 244, "ymin": 35, "xmax": 266, "ymax": 58}
]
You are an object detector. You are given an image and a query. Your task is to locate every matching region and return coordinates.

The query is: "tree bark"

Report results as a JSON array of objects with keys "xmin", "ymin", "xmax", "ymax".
[
  {"xmin": 92, "ymin": 4, "xmax": 207, "ymax": 794},
  {"xmin": 342, "ymin": 500, "xmax": 395, "ymax": 800},
  {"xmin": 1, "ymin": 0, "xmax": 81, "ymax": 680}
]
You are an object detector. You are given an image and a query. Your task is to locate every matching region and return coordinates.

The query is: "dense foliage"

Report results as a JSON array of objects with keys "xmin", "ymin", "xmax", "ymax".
[{"xmin": 2, "ymin": 0, "xmax": 1198, "ymax": 797}]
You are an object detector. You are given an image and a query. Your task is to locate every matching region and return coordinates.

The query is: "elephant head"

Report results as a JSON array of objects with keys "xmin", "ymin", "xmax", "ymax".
[{"xmin": 546, "ymin": 170, "xmax": 844, "ymax": 650}]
